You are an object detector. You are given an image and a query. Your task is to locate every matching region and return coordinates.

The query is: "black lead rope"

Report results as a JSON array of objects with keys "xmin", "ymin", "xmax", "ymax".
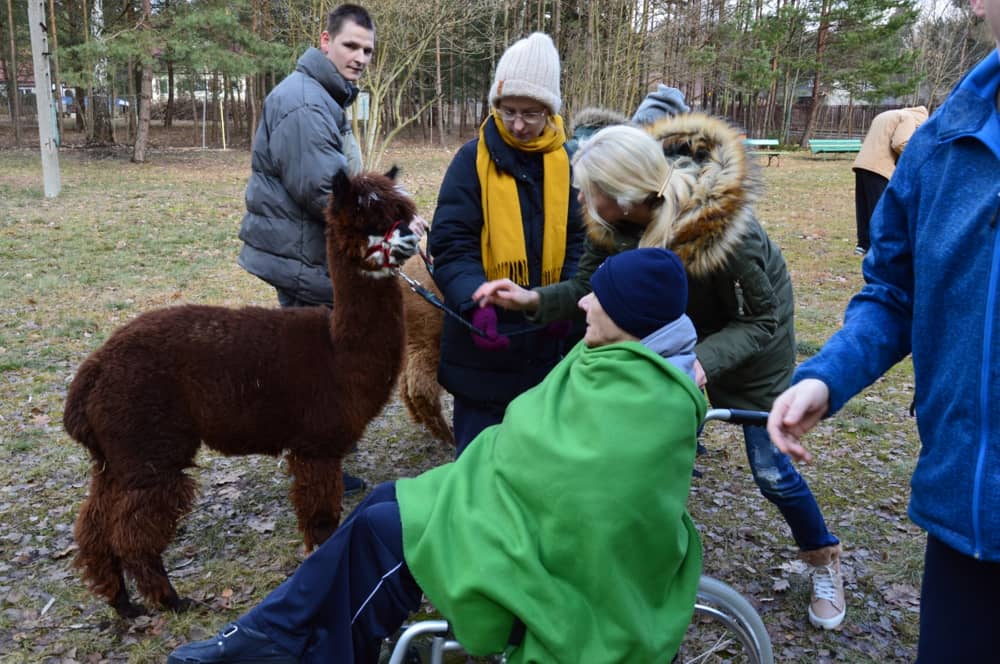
[
  {"xmin": 396, "ymin": 269, "xmax": 489, "ymax": 338},
  {"xmin": 396, "ymin": 268, "xmax": 555, "ymax": 340}
]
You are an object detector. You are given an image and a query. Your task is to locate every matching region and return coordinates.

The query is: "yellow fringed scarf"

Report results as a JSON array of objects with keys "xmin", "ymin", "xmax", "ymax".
[{"xmin": 476, "ymin": 112, "xmax": 570, "ymax": 287}]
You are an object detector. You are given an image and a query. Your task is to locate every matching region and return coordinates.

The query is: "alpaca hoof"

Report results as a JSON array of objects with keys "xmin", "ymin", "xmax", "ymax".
[
  {"xmin": 113, "ymin": 599, "xmax": 148, "ymax": 620},
  {"xmin": 167, "ymin": 596, "xmax": 195, "ymax": 613},
  {"xmin": 309, "ymin": 524, "xmax": 337, "ymax": 548}
]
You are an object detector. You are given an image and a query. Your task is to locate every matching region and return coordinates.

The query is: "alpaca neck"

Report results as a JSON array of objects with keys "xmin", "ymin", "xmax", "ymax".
[{"xmin": 327, "ymin": 245, "xmax": 405, "ymax": 407}]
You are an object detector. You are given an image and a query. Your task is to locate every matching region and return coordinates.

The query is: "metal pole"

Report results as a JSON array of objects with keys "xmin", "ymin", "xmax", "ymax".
[{"xmin": 27, "ymin": 0, "xmax": 61, "ymax": 198}]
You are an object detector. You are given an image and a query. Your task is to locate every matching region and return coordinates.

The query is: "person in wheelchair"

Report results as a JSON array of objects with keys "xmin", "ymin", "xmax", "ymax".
[{"xmin": 168, "ymin": 247, "xmax": 706, "ymax": 664}]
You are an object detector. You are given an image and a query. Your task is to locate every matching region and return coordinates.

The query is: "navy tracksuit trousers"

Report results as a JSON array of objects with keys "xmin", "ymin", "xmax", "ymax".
[
  {"xmin": 244, "ymin": 482, "xmax": 423, "ymax": 663},
  {"xmin": 916, "ymin": 535, "xmax": 1000, "ymax": 662}
]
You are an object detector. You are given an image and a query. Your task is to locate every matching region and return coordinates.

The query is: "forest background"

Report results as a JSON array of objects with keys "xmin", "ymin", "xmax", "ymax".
[{"xmin": 0, "ymin": 0, "xmax": 996, "ymax": 167}]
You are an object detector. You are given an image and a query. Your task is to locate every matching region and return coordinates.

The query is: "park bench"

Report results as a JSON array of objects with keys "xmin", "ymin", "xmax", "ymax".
[
  {"xmin": 743, "ymin": 138, "xmax": 782, "ymax": 166},
  {"xmin": 808, "ymin": 138, "xmax": 862, "ymax": 156}
]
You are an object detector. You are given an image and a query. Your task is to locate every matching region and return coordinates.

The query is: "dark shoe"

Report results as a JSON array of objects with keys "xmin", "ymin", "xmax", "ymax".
[
  {"xmin": 343, "ymin": 471, "xmax": 367, "ymax": 497},
  {"xmin": 167, "ymin": 621, "xmax": 297, "ymax": 664}
]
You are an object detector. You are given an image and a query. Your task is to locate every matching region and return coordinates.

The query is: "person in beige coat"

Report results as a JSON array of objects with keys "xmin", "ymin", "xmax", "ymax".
[{"xmin": 852, "ymin": 105, "xmax": 928, "ymax": 254}]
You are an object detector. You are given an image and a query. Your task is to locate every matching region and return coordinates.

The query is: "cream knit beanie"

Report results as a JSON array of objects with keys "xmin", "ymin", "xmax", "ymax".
[{"xmin": 488, "ymin": 32, "xmax": 561, "ymax": 115}]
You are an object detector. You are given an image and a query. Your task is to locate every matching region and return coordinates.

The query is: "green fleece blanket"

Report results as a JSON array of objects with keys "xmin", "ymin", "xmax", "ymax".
[{"xmin": 397, "ymin": 340, "xmax": 707, "ymax": 663}]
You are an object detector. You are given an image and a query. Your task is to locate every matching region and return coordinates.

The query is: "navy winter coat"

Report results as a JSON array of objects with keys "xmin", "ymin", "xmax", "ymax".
[{"xmin": 428, "ymin": 117, "xmax": 585, "ymax": 404}]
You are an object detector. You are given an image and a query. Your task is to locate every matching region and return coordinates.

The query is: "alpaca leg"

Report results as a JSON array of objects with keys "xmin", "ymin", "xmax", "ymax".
[
  {"xmin": 111, "ymin": 472, "xmax": 198, "ymax": 612},
  {"xmin": 74, "ymin": 470, "xmax": 143, "ymax": 618},
  {"xmin": 286, "ymin": 454, "xmax": 344, "ymax": 552},
  {"xmin": 403, "ymin": 362, "xmax": 454, "ymax": 446}
]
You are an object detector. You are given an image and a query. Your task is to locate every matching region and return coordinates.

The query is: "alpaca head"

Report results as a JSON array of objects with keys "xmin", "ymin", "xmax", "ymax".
[{"xmin": 327, "ymin": 166, "xmax": 420, "ymax": 278}]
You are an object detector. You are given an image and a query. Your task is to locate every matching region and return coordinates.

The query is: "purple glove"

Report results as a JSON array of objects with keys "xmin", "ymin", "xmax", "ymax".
[
  {"xmin": 544, "ymin": 319, "xmax": 573, "ymax": 339},
  {"xmin": 470, "ymin": 305, "xmax": 510, "ymax": 351}
]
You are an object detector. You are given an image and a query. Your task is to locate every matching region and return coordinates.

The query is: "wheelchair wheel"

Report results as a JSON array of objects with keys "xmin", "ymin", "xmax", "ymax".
[{"xmin": 679, "ymin": 576, "xmax": 773, "ymax": 664}]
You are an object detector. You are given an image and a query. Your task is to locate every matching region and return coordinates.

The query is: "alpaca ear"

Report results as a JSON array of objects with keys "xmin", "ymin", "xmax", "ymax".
[
  {"xmin": 383, "ymin": 165, "xmax": 400, "ymax": 181},
  {"xmin": 330, "ymin": 170, "xmax": 351, "ymax": 211}
]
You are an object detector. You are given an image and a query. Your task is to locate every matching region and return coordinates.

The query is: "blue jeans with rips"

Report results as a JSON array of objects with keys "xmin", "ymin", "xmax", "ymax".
[{"xmin": 742, "ymin": 424, "xmax": 839, "ymax": 552}]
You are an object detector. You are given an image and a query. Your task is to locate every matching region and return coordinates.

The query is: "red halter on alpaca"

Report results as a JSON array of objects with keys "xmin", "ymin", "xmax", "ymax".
[{"xmin": 365, "ymin": 219, "xmax": 403, "ymax": 267}]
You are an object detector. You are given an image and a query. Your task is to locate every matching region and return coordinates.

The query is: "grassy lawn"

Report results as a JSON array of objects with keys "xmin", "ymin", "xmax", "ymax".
[{"xmin": 0, "ymin": 144, "xmax": 920, "ymax": 663}]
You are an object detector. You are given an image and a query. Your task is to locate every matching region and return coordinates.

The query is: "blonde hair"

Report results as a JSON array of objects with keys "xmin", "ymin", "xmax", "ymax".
[{"xmin": 571, "ymin": 125, "xmax": 693, "ymax": 249}]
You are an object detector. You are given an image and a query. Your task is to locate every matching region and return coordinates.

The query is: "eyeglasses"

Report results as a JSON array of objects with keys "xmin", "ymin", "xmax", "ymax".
[{"xmin": 496, "ymin": 107, "xmax": 548, "ymax": 125}]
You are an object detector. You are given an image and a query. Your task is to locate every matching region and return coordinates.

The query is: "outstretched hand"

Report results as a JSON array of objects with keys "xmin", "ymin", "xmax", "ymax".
[
  {"xmin": 766, "ymin": 378, "xmax": 831, "ymax": 464},
  {"xmin": 472, "ymin": 279, "xmax": 540, "ymax": 312},
  {"xmin": 408, "ymin": 214, "xmax": 429, "ymax": 239}
]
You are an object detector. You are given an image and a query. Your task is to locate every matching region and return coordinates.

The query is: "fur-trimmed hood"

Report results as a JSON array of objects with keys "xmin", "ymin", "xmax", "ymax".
[
  {"xmin": 585, "ymin": 112, "xmax": 763, "ymax": 279},
  {"xmin": 570, "ymin": 107, "xmax": 629, "ymax": 135}
]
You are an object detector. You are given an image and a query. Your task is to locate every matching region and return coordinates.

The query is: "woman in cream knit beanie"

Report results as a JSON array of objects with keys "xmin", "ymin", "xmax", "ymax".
[
  {"xmin": 428, "ymin": 30, "xmax": 583, "ymax": 457},
  {"xmin": 488, "ymin": 32, "xmax": 562, "ymax": 114}
]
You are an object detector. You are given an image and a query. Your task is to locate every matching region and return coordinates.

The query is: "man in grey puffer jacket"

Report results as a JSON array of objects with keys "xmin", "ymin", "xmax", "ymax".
[
  {"xmin": 238, "ymin": 4, "xmax": 374, "ymax": 495},
  {"xmin": 238, "ymin": 4, "xmax": 372, "ymax": 308}
]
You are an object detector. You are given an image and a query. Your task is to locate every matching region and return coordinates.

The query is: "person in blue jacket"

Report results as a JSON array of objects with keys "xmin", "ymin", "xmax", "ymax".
[
  {"xmin": 768, "ymin": 2, "xmax": 1000, "ymax": 659},
  {"xmin": 428, "ymin": 32, "xmax": 584, "ymax": 455}
]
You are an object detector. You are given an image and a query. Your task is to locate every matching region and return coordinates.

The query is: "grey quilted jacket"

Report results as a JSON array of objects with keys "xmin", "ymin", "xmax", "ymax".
[{"xmin": 238, "ymin": 47, "xmax": 363, "ymax": 305}]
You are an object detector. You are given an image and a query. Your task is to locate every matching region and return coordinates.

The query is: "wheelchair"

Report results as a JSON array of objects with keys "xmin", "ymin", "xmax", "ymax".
[{"xmin": 384, "ymin": 409, "xmax": 774, "ymax": 664}]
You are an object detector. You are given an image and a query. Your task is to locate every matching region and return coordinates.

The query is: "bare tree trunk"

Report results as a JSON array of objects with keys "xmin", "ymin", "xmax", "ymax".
[
  {"xmin": 6, "ymin": 0, "xmax": 21, "ymax": 146},
  {"xmin": 88, "ymin": 0, "xmax": 113, "ymax": 145},
  {"xmin": 164, "ymin": 60, "xmax": 174, "ymax": 127},
  {"xmin": 48, "ymin": 0, "xmax": 65, "ymax": 139},
  {"xmin": 552, "ymin": 0, "xmax": 560, "ymax": 50},
  {"xmin": 0, "ymin": 41, "xmax": 10, "ymax": 131},
  {"xmin": 126, "ymin": 56, "xmax": 136, "ymax": 141},
  {"xmin": 190, "ymin": 79, "xmax": 197, "ymax": 145},
  {"xmin": 132, "ymin": 0, "xmax": 152, "ymax": 162},
  {"xmin": 435, "ymin": 34, "xmax": 444, "ymax": 146},
  {"xmin": 798, "ymin": 0, "xmax": 830, "ymax": 147},
  {"xmin": 246, "ymin": 0, "xmax": 259, "ymax": 140}
]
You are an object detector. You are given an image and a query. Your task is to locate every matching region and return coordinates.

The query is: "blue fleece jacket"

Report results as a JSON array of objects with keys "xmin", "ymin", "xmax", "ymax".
[{"xmin": 794, "ymin": 50, "xmax": 1000, "ymax": 561}]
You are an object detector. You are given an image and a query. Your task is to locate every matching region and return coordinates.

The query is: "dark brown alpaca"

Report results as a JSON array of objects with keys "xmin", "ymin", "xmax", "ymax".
[
  {"xmin": 63, "ymin": 167, "xmax": 418, "ymax": 618},
  {"xmin": 399, "ymin": 252, "xmax": 453, "ymax": 445}
]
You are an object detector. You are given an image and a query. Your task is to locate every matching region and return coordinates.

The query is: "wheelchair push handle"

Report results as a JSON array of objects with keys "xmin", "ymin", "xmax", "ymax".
[{"xmin": 703, "ymin": 408, "xmax": 769, "ymax": 427}]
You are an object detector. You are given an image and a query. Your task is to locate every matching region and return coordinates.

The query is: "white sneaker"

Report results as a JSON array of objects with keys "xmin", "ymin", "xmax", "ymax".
[{"xmin": 808, "ymin": 558, "xmax": 846, "ymax": 629}]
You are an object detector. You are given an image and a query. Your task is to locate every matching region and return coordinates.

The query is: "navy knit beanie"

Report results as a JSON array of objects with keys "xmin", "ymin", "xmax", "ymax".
[{"xmin": 590, "ymin": 248, "xmax": 688, "ymax": 339}]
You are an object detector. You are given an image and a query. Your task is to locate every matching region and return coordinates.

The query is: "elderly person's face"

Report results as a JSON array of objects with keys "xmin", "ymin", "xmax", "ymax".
[
  {"xmin": 577, "ymin": 292, "xmax": 637, "ymax": 347},
  {"xmin": 496, "ymin": 96, "xmax": 549, "ymax": 142}
]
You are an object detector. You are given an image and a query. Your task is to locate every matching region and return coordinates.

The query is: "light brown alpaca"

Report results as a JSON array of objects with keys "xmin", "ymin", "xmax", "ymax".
[
  {"xmin": 399, "ymin": 252, "xmax": 453, "ymax": 445},
  {"xmin": 62, "ymin": 167, "xmax": 418, "ymax": 618}
]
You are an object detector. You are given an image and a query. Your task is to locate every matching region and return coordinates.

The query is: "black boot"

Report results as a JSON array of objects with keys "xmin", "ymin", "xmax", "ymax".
[{"xmin": 167, "ymin": 621, "xmax": 298, "ymax": 664}]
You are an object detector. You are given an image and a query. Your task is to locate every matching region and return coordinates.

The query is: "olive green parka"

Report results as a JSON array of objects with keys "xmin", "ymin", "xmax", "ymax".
[{"xmin": 531, "ymin": 113, "xmax": 795, "ymax": 410}]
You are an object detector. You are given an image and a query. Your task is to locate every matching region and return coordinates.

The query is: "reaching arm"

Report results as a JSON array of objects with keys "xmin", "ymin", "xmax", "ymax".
[
  {"xmin": 473, "ymin": 279, "xmax": 540, "ymax": 311},
  {"xmin": 766, "ymin": 379, "xmax": 831, "ymax": 463}
]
